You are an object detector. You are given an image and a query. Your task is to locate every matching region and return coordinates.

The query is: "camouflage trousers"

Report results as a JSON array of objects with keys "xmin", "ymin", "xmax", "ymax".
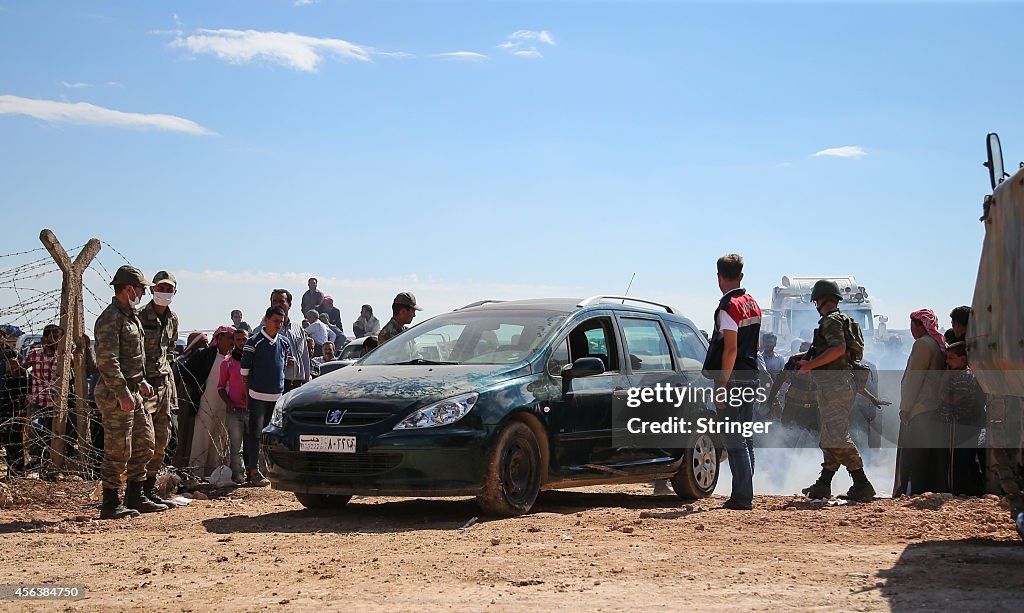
[
  {"xmin": 96, "ymin": 382, "xmax": 155, "ymax": 491},
  {"xmin": 144, "ymin": 380, "xmax": 173, "ymax": 478},
  {"xmin": 815, "ymin": 372, "xmax": 864, "ymax": 472}
]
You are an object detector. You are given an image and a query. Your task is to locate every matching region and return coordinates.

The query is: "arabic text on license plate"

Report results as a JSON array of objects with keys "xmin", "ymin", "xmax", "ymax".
[{"xmin": 299, "ymin": 435, "xmax": 356, "ymax": 453}]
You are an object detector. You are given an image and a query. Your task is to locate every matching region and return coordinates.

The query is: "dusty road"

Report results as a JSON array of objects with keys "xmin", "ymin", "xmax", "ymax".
[{"xmin": 0, "ymin": 481, "xmax": 1021, "ymax": 612}]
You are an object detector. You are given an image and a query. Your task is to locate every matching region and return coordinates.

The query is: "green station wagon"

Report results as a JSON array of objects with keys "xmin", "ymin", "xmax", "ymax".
[{"xmin": 261, "ymin": 296, "xmax": 723, "ymax": 516}]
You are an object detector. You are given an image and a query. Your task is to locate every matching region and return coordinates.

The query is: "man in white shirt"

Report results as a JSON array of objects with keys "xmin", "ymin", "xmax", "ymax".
[
  {"xmin": 304, "ymin": 309, "xmax": 336, "ymax": 356},
  {"xmin": 353, "ymin": 304, "xmax": 381, "ymax": 338}
]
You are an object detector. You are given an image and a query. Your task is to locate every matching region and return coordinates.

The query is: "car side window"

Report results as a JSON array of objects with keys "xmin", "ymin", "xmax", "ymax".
[
  {"xmin": 620, "ymin": 318, "xmax": 673, "ymax": 371},
  {"xmin": 547, "ymin": 339, "xmax": 569, "ymax": 377},
  {"xmin": 666, "ymin": 322, "xmax": 707, "ymax": 370},
  {"xmin": 547, "ymin": 317, "xmax": 620, "ymax": 377}
]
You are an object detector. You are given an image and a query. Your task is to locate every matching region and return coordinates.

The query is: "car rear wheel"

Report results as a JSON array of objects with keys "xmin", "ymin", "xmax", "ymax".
[
  {"xmin": 294, "ymin": 492, "xmax": 352, "ymax": 509},
  {"xmin": 477, "ymin": 421, "xmax": 542, "ymax": 516},
  {"xmin": 671, "ymin": 433, "xmax": 720, "ymax": 499}
]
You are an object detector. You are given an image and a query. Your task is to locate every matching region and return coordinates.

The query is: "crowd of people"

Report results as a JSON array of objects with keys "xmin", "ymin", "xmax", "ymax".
[
  {"xmin": 0, "ymin": 270, "xmax": 424, "ymax": 519},
  {"xmin": 0, "ymin": 263, "xmax": 995, "ymax": 519}
]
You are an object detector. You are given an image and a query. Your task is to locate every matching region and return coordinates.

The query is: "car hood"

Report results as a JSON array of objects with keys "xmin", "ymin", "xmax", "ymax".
[{"xmin": 284, "ymin": 362, "xmax": 533, "ymax": 411}]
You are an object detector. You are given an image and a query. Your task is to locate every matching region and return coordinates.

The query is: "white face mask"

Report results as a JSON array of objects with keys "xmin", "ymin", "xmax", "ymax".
[
  {"xmin": 128, "ymin": 286, "xmax": 143, "ymax": 307},
  {"xmin": 153, "ymin": 292, "xmax": 174, "ymax": 307}
]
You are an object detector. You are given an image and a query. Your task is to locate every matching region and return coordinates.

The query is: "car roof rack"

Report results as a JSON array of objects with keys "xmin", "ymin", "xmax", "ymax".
[
  {"xmin": 576, "ymin": 295, "xmax": 676, "ymax": 314},
  {"xmin": 454, "ymin": 300, "xmax": 507, "ymax": 311}
]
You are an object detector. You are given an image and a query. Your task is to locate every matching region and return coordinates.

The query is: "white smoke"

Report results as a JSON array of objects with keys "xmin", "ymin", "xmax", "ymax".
[{"xmin": 715, "ymin": 359, "xmax": 912, "ymax": 498}]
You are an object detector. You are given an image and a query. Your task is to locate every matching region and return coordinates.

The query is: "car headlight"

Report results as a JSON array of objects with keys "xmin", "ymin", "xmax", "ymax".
[
  {"xmin": 270, "ymin": 397, "xmax": 287, "ymax": 428},
  {"xmin": 394, "ymin": 392, "xmax": 478, "ymax": 430}
]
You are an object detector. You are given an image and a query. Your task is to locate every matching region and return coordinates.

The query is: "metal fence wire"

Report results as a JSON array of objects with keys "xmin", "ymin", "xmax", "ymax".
[{"xmin": 1, "ymin": 241, "xmax": 229, "ymax": 501}]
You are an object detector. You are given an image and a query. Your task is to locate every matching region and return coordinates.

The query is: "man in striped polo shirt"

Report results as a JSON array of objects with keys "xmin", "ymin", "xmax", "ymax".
[{"xmin": 702, "ymin": 254, "xmax": 762, "ymax": 510}]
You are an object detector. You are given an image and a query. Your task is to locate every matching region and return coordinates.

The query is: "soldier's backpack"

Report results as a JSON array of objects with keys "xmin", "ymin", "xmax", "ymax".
[
  {"xmin": 841, "ymin": 314, "xmax": 866, "ymax": 363},
  {"xmin": 839, "ymin": 313, "xmax": 870, "ymax": 389}
]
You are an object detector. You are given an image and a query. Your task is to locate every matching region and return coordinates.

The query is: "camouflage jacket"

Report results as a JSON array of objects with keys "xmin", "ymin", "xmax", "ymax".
[
  {"xmin": 807, "ymin": 309, "xmax": 851, "ymax": 371},
  {"xmin": 139, "ymin": 301, "xmax": 179, "ymax": 382},
  {"xmin": 378, "ymin": 318, "xmax": 407, "ymax": 345},
  {"xmin": 94, "ymin": 297, "xmax": 146, "ymax": 398}
]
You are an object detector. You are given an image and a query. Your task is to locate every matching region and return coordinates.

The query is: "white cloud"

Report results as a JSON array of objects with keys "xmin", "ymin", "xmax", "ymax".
[
  {"xmin": 812, "ymin": 145, "xmax": 867, "ymax": 159},
  {"xmin": 508, "ymin": 30, "xmax": 556, "ymax": 47},
  {"xmin": 500, "ymin": 29, "xmax": 556, "ymax": 59},
  {"xmin": 0, "ymin": 95, "xmax": 216, "ymax": 136},
  {"xmin": 170, "ymin": 28, "xmax": 380, "ymax": 72},
  {"xmin": 512, "ymin": 48, "xmax": 543, "ymax": 60},
  {"xmin": 373, "ymin": 51, "xmax": 414, "ymax": 59},
  {"xmin": 436, "ymin": 51, "xmax": 488, "ymax": 61},
  {"xmin": 60, "ymin": 80, "xmax": 123, "ymax": 89},
  {"xmin": 149, "ymin": 13, "xmax": 183, "ymax": 36},
  {"xmin": 294, "ymin": 0, "xmax": 319, "ymax": 5}
]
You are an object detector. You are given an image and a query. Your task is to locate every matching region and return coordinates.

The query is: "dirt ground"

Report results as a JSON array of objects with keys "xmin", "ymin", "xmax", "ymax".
[{"xmin": 0, "ymin": 480, "xmax": 1022, "ymax": 612}]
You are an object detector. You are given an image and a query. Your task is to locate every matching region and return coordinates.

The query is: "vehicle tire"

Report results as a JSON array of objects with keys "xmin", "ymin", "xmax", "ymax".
[
  {"xmin": 477, "ymin": 421, "xmax": 543, "ymax": 516},
  {"xmin": 670, "ymin": 433, "xmax": 720, "ymax": 499},
  {"xmin": 294, "ymin": 492, "xmax": 352, "ymax": 509}
]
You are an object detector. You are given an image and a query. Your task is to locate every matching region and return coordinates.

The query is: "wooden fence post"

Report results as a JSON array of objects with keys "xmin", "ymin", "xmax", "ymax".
[{"xmin": 38, "ymin": 229, "xmax": 100, "ymax": 475}]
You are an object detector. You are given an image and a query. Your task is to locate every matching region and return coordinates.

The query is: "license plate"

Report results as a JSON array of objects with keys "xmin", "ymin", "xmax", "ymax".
[{"xmin": 299, "ymin": 435, "xmax": 356, "ymax": 453}]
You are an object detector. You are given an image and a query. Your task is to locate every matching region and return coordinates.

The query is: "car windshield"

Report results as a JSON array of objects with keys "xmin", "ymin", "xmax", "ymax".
[
  {"xmin": 340, "ymin": 343, "xmax": 363, "ymax": 360},
  {"xmin": 360, "ymin": 309, "xmax": 567, "ymax": 366},
  {"xmin": 844, "ymin": 309, "xmax": 874, "ymax": 336},
  {"xmin": 786, "ymin": 308, "xmax": 821, "ymax": 341}
]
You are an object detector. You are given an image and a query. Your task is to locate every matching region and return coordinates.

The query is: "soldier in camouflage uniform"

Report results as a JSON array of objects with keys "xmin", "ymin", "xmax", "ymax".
[
  {"xmin": 139, "ymin": 270, "xmax": 181, "ymax": 508},
  {"xmin": 798, "ymin": 280, "xmax": 876, "ymax": 501},
  {"xmin": 94, "ymin": 265, "xmax": 167, "ymax": 519},
  {"xmin": 378, "ymin": 292, "xmax": 422, "ymax": 345}
]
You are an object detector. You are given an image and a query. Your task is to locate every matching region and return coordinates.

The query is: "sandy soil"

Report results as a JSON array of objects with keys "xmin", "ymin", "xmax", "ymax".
[{"xmin": 0, "ymin": 481, "xmax": 1021, "ymax": 612}]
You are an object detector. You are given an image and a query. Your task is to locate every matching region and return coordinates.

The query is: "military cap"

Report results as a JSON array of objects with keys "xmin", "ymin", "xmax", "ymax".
[
  {"xmin": 110, "ymin": 265, "xmax": 151, "ymax": 287},
  {"xmin": 152, "ymin": 270, "xmax": 177, "ymax": 288},
  {"xmin": 393, "ymin": 291, "xmax": 423, "ymax": 311},
  {"xmin": 810, "ymin": 279, "xmax": 841, "ymax": 301}
]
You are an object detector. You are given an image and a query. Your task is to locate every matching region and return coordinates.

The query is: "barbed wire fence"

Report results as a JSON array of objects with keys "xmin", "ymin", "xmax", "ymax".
[{"xmin": 1, "ymin": 230, "xmax": 233, "ymax": 506}]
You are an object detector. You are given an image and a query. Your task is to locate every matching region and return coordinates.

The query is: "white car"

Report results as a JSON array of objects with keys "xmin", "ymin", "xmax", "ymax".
[{"xmin": 314, "ymin": 336, "xmax": 378, "ymax": 377}]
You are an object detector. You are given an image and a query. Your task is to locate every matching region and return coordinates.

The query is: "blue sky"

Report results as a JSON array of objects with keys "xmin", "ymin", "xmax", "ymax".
[{"xmin": 2, "ymin": 0, "xmax": 1023, "ymax": 333}]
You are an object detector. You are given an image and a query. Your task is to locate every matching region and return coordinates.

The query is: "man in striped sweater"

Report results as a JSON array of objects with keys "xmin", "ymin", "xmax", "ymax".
[{"xmin": 240, "ymin": 306, "xmax": 292, "ymax": 486}]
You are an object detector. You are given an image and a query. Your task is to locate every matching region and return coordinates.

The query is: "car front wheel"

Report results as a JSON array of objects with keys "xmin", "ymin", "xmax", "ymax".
[
  {"xmin": 477, "ymin": 421, "xmax": 542, "ymax": 516},
  {"xmin": 671, "ymin": 433, "xmax": 720, "ymax": 499},
  {"xmin": 294, "ymin": 492, "xmax": 352, "ymax": 509}
]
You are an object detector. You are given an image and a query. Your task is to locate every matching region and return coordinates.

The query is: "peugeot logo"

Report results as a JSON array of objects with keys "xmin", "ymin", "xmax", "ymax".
[{"xmin": 325, "ymin": 409, "xmax": 346, "ymax": 425}]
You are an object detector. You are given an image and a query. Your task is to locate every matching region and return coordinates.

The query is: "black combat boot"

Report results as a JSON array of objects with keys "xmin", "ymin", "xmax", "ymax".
[
  {"xmin": 802, "ymin": 468, "xmax": 836, "ymax": 500},
  {"xmin": 846, "ymin": 469, "xmax": 877, "ymax": 501},
  {"xmin": 100, "ymin": 487, "xmax": 140, "ymax": 520},
  {"xmin": 125, "ymin": 480, "xmax": 168, "ymax": 513},
  {"xmin": 144, "ymin": 476, "xmax": 179, "ymax": 508}
]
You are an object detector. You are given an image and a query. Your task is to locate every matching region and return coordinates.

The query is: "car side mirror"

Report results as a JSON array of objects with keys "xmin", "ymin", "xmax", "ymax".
[
  {"xmin": 560, "ymin": 357, "xmax": 605, "ymax": 397},
  {"xmin": 985, "ymin": 132, "xmax": 1005, "ymax": 191}
]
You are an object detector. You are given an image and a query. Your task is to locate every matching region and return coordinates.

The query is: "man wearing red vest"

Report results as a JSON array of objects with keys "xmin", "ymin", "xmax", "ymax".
[{"xmin": 702, "ymin": 254, "xmax": 762, "ymax": 510}]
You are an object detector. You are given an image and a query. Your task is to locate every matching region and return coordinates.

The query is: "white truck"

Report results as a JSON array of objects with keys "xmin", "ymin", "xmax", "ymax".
[{"xmin": 763, "ymin": 276, "xmax": 876, "ymax": 350}]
